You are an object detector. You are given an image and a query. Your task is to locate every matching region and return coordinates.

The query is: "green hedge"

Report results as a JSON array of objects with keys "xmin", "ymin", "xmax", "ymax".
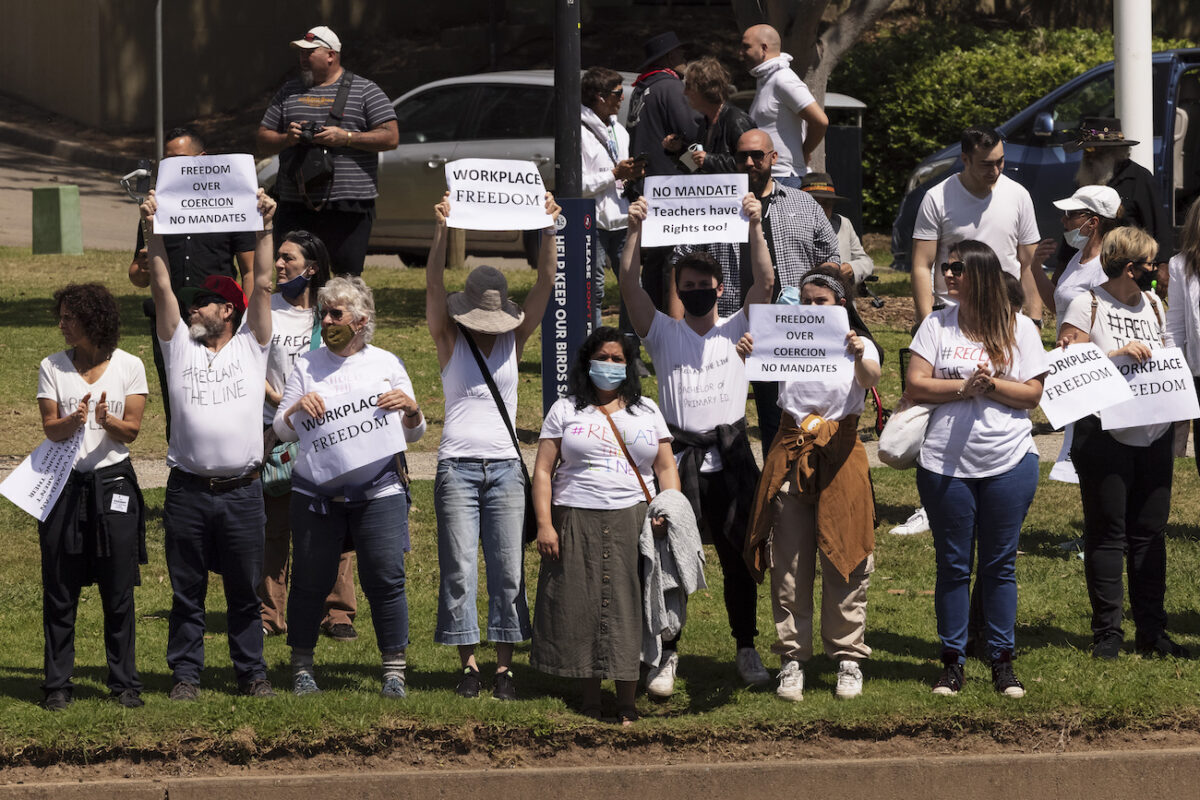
[{"xmin": 833, "ymin": 25, "xmax": 1194, "ymax": 231}]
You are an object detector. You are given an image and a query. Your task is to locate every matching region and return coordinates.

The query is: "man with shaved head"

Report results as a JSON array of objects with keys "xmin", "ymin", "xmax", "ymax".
[{"xmin": 741, "ymin": 24, "xmax": 828, "ymax": 181}]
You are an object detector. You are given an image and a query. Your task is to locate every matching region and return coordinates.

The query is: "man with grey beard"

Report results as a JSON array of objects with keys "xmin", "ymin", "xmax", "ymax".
[
  {"xmin": 1069, "ymin": 117, "xmax": 1172, "ymax": 265},
  {"xmin": 257, "ymin": 26, "xmax": 398, "ymax": 276}
]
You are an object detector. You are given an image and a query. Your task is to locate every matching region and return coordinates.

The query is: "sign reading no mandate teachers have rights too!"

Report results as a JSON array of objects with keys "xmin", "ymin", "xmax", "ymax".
[
  {"xmin": 640, "ymin": 174, "xmax": 749, "ymax": 248},
  {"xmin": 153, "ymin": 154, "xmax": 263, "ymax": 235},
  {"xmin": 444, "ymin": 158, "xmax": 555, "ymax": 231}
]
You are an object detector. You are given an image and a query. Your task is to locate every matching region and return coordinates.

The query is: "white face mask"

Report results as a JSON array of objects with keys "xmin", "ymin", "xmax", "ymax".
[{"xmin": 1064, "ymin": 220, "xmax": 1092, "ymax": 249}]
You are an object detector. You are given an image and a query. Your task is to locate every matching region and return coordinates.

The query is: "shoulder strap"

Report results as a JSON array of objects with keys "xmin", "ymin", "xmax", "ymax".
[
  {"xmin": 1146, "ymin": 290, "xmax": 1164, "ymax": 327},
  {"xmin": 326, "ymin": 70, "xmax": 355, "ymax": 125},
  {"xmin": 1089, "ymin": 289, "xmax": 1098, "ymax": 331},
  {"xmin": 597, "ymin": 404, "xmax": 654, "ymax": 505},
  {"xmin": 457, "ymin": 324, "xmax": 529, "ymax": 477}
]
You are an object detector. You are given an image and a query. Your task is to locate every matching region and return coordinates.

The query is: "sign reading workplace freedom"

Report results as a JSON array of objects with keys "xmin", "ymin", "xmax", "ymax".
[
  {"xmin": 1100, "ymin": 346, "xmax": 1200, "ymax": 430},
  {"xmin": 1038, "ymin": 343, "xmax": 1133, "ymax": 429},
  {"xmin": 745, "ymin": 304, "xmax": 852, "ymax": 382},
  {"xmin": 640, "ymin": 174, "xmax": 749, "ymax": 247},
  {"xmin": 0, "ymin": 426, "xmax": 84, "ymax": 522},
  {"xmin": 153, "ymin": 154, "xmax": 262, "ymax": 234},
  {"xmin": 293, "ymin": 384, "xmax": 408, "ymax": 486},
  {"xmin": 444, "ymin": 158, "xmax": 553, "ymax": 231}
]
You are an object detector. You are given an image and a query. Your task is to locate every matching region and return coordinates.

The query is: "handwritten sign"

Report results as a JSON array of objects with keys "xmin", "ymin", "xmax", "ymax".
[
  {"xmin": 444, "ymin": 158, "xmax": 552, "ymax": 231},
  {"xmin": 0, "ymin": 427, "xmax": 84, "ymax": 522},
  {"xmin": 294, "ymin": 383, "xmax": 408, "ymax": 486},
  {"xmin": 1038, "ymin": 343, "xmax": 1133, "ymax": 429},
  {"xmin": 745, "ymin": 304, "xmax": 851, "ymax": 382},
  {"xmin": 153, "ymin": 154, "xmax": 262, "ymax": 234},
  {"xmin": 640, "ymin": 174, "xmax": 749, "ymax": 247},
  {"xmin": 1100, "ymin": 347, "xmax": 1200, "ymax": 430}
]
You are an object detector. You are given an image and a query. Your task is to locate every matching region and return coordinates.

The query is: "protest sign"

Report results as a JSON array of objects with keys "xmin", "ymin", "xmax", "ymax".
[
  {"xmin": 444, "ymin": 159, "xmax": 553, "ymax": 231},
  {"xmin": 746, "ymin": 304, "xmax": 852, "ymax": 382},
  {"xmin": 1100, "ymin": 347, "xmax": 1200, "ymax": 430},
  {"xmin": 293, "ymin": 383, "xmax": 409, "ymax": 486},
  {"xmin": 1038, "ymin": 343, "xmax": 1133, "ymax": 429},
  {"xmin": 153, "ymin": 154, "xmax": 262, "ymax": 234},
  {"xmin": 0, "ymin": 427, "xmax": 84, "ymax": 522},
  {"xmin": 640, "ymin": 174, "xmax": 749, "ymax": 247}
]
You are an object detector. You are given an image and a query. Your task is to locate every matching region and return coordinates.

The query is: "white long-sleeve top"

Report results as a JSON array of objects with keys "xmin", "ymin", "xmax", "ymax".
[{"xmin": 581, "ymin": 104, "xmax": 631, "ymax": 231}]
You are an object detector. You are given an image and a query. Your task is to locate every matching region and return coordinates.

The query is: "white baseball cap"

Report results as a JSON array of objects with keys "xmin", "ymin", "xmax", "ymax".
[
  {"xmin": 290, "ymin": 26, "xmax": 341, "ymax": 53},
  {"xmin": 1053, "ymin": 185, "xmax": 1121, "ymax": 218}
]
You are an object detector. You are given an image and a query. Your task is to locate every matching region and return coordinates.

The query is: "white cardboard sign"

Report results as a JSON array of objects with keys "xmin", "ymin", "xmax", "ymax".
[
  {"xmin": 745, "ymin": 304, "xmax": 852, "ymax": 382},
  {"xmin": 640, "ymin": 174, "xmax": 749, "ymax": 247},
  {"xmin": 444, "ymin": 158, "xmax": 552, "ymax": 231},
  {"xmin": 153, "ymin": 154, "xmax": 263, "ymax": 234},
  {"xmin": 0, "ymin": 427, "xmax": 84, "ymax": 522},
  {"xmin": 1038, "ymin": 343, "xmax": 1133, "ymax": 430},
  {"xmin": 1100, "ymin": 347, "xmax": 1200, "ymax": 430},
  {"xmin": 294, "ymin": 384, "xmax": 408, "ymax": 486}
]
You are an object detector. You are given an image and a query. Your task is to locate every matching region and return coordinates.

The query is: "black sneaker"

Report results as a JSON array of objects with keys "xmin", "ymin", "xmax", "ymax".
[
  {"xmin": 238, "ymin": 678, "xmax": 277, "ymax": 698},
  {"xmin": 991, "ymin": 655, "xmax": 1025, "ymax": 698},
  {"xmin": 492, "ymin": 669, "xmax": 516, "ymax": 701},
  {"xmin": 456, "ymin": 667, "xmax": 481, "ymax": 698},
  {"xmin": 932, "ymin": 653, "xmax": 964, "ymax": 696},
  {"xmin": 114, "ymin": 688, "xmax": 144, "ymax": 708},
  {"xmin": 1138, "ymin": 634, "xmax": 1192, "ymax": 659},
  {"xmin": 323, "ymin": 622, "xmax": 358, "ymax": 642},
  {"xmin": 169, "ymin": 681, "xmax": 199, "ymax": 701},
  {"xmin": 1092, "ymin": 633, "xmax": 1122, "ymax": 660},
  {"xmin": 42, "ymin": 689, "xmax": 71, "ymax": 711}
]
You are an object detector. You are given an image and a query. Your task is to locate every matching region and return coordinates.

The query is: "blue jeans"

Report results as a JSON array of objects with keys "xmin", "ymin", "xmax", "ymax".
[
  {"xmin": 916, "ymin": 453, "xmax": 1039, "ymax": 663},
  {"xmin": 596, "ymin": 227, "xmax": 628, "ymax": 332},
  {"xmin": 163, "ymin": 472, "xmax": 267, "ymax": 686},
  {"xmin": 288, "ymin": 491, "xmax": 410, "ymax": 653},
  {"xmin": 434, "ymin": 458, "xmax": 531, "ymax": 645}
]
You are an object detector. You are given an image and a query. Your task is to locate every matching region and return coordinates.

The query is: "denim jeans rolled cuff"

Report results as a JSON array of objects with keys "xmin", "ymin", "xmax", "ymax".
[
  {"xmin": 917, "ymin": 453, "xmax": 1039, "ymax": 663},
  {"xmin": 288, "ymin": 491, "xmax": 410, "ymax": 654},
  {"xmin": 433, "ymin": 458, "xmax": 532, "ymax": 646}
]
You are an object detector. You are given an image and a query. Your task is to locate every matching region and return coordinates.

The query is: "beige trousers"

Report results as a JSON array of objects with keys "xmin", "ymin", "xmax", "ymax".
[{"xmin": 768, "ymin": 483, "xmax": 872, "ymax": 663}]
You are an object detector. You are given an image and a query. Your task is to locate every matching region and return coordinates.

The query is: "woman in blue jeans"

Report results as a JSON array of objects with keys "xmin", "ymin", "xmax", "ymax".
[
  {"xmin": 274, "ymin": 276, "xmax": 426, "ymax": 697},
  {"xmin": 425, "ymin": 192, "xmax": 560, "ymax": 700},
  {"xmin": 906, "ymin": 240, "xmax": 1049, "ymax": 697}
]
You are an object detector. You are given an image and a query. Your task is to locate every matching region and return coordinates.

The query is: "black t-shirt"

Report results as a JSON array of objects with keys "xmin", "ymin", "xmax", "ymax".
[{"xmin": 133, "ymin": 225, "xmax": 255, "ymax": 292}]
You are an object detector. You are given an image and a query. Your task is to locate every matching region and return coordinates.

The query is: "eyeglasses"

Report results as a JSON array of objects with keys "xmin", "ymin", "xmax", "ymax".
[
  {"xmin": 322, "ymin": 307, "xmax": 347, "ymax": 322},
  {"xmin": 1061, "ymin": 210, "xmax": 1092, "ymax": 220},
  {"xmin": 940, "ymin": 261, "xmax": 965, "ymax": 277},
  {"xmin": 736, "ymin": 149, "xmax": 774, "ymax": 162}
]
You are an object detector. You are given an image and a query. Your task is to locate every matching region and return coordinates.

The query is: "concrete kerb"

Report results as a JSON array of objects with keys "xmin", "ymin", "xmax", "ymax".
[
  {"xmin": 0, "ymin": 118, "xmax": 139, "ymax": 176},
  {"xmin": 5, "ymin": 747, "xmax": 1200, "ymax": 799}
]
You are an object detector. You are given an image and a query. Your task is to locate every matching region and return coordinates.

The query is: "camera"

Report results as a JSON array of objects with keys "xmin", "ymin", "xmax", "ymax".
[{"xmin": 298, "ymin": 121, "xmax": 324, "ymax": 145}]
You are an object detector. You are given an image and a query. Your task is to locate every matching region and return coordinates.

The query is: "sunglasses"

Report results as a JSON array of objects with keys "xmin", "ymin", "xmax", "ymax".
[
  {"xmin": 940, "ymin": 261, "xmax": 965, "ymax": 277},
  {"xmin": 322, "ymin": 307, "xmax": 348, "ymax": 322},
  {"xmin": 605, "ymin": 86, "xmax": 624, "ymax": 97},
  {"xmin": 735, "ymin": 149, "xmax": 773, "ymax": 162}
]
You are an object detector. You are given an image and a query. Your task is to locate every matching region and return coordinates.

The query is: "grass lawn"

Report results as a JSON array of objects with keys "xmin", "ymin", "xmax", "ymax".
[{"xmin": 1, "ymin": 246, "xmax": 1199, "ymax": 766}]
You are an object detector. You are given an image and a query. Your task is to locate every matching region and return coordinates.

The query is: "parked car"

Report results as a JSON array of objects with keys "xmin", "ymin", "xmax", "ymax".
[
  {"xmin": 891, "ymin": 49, "xmax": 1200, "ymax": 271},
  {"xmin": 258, "ymin": 69, "xmax": 633, "ymax": 264}
]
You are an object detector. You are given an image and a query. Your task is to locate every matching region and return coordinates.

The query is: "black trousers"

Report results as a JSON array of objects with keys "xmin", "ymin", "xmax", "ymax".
[
  {"xmin": 1071, "ymin": 414, "xmax": 1173, "ymax": 646},
  {"xmin": 751, "ymin": 381, "xmax": 782, "ymax": 463},
  {"xmin": 275, "ymin": 202, "xmax": 374, "ymax": 277}
]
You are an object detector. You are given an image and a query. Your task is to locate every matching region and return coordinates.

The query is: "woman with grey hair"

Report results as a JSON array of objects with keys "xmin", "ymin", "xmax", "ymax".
[{"xmin": 274, "ymin": 275, "xmax": 427, "ymax": 697}]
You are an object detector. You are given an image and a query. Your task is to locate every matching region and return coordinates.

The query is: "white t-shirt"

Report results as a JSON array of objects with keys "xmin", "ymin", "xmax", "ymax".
[
  {"xmin": 643, "ymin": 310, "xmax": 749, "ymax": 472},
  {"xmin": 264, "ymin": 294, "xmax": 319, "ymax": 424},
  {"xmin": 275, "ymin": 345, "xmax": 425, "ymax": 496},
  {"xmin": 1053, "ymin": 251, "xmax": 1104, "ymax": 335},
  {"xmin": 1062, "ymin": 286, "xmax": 1169, "ymax": 447},
  {"xmin": 540, "ymin": 397, "xmax": 672, "ymax": 510},
  {"xmin": 779, "ymin": 339, "xmax": 879, "ymax": 422},
  {"xmin": 161, "ymin": 319, "xmax": 269, "ymax": 477},
  {"xmin": 37, "ymin": 348, "xmax": 149, "ymax": 472},
  {"xmin": 913, "ymin": 173, "xmax": 1040, "ymax": 305},
  {"xmin": 439, "ymin": 331, "xmax": 520, "ymax": 460},
  {"xmin": 749, "ymin": 54, "xmax": 816, "ymax": 178},
  {"xmin": 910, "ymin": 306, "xmax": 1049, "ymax": 478}
]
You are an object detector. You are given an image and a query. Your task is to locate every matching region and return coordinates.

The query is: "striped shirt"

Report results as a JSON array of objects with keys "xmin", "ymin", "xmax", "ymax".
[{"xmin": 261, "ymin": 73, "xmax": 396, "ymax": 203}]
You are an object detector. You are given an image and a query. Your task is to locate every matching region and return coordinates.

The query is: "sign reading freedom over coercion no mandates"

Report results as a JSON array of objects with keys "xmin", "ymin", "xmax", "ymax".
[
  {"xmin": 153, "ymin": 154, "xmax": 263, "ymax": 235},
  {"xmin": 745, "ymin": 304, "xmax": 852, "ymax": 382},
  {"xmin": 293, "ymin": 383, "xmax": 410, "ymax": 486},
  {"xmin": 640, "ymin": 174, "xmax": 749, "ymax": 247},
  {"xmin": 444, "ymin": 158, "xmax": 554, "ymax": 231}
]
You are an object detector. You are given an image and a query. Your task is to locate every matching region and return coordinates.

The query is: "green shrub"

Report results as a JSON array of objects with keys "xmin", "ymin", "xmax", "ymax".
[{"xmin": 833, "ymin": 25, "xmax": 1194, "ymax": 232}]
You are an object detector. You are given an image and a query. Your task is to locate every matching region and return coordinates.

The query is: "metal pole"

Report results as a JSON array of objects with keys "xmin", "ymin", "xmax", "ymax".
[
  {"xmin": 155, "ymin": 0, "xmax": 164, "ymax": 159},
  {"xmin": 553, "ymin": 0, "xmax": 581, "ymax": 196},
  {"xmin": 1114, "ymin": 0, "xmax": 1153, "ymax": 170}
]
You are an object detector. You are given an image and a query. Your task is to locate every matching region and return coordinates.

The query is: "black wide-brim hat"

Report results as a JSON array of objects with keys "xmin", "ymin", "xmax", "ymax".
[
  {"xmin": 1065, "ymin": 116, "xmax": 1140, "ymax": 153},
  {"xmin": 639, "ymin": 31, "xmax": 685, "ymax": 71},
  {"xmin": 800, "ymin": 172, "xmax": 848, "ymax": 202}
]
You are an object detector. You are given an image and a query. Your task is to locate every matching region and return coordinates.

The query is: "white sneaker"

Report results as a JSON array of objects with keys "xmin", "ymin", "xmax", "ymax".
[
  {"xmin": 776, "ymin": 660, "xmax": 804, "ymax": 702},
  {"xmin": 889, "ymin": 507, "xmax": 930, "ymax": 536},
  {"xmin": 646, "ymin": 651, "xmax": 678, "ymax": 698},
  {"xmin": 736, "ymin": 647, "xmax": 771, "ymax": 686},
  {"xmin": 835, "ymin": 659, "xmax": 863, "ymax": 699}
]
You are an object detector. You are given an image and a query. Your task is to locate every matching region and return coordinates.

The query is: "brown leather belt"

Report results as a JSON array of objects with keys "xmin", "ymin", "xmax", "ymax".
[{"xmin": 171, "ymin": 468, "xmax": 261, "ymax": 493}]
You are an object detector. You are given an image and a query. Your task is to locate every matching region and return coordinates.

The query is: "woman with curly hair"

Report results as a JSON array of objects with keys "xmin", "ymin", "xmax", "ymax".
[{"xmin": 37, "ymin": 283, "xmax": 149, "ymax": 710}]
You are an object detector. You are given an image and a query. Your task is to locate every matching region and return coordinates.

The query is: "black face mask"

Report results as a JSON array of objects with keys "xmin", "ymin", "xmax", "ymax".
[
  {"xmin": 678, "ymin": 287, "xmax": 718, "ymax": 317},
  {"xmin": 1135, "ymin": 265, "xmax": 1157, "ymax": 291}
]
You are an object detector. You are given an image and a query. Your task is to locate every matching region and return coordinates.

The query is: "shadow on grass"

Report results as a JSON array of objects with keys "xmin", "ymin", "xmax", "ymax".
[{"xmin": 874, "ymin": 501, "xmax": 920, "ymax": 528}]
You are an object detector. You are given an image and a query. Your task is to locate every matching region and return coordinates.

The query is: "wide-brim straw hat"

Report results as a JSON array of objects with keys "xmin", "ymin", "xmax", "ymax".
[{"xmin": 447, "ymin": 265, "xmax": 524, "ymax": 334}]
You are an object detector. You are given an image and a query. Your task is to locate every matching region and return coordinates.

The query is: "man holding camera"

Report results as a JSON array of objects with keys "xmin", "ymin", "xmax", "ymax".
[{"xmin": 256, "ymin": 26, "xmax": 398, "ymax": 276}]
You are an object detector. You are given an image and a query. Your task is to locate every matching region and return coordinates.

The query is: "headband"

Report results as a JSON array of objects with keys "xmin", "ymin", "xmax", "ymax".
[{"xmin": 800, "ymin": 272, "xmax": 846, "ymax": 301}]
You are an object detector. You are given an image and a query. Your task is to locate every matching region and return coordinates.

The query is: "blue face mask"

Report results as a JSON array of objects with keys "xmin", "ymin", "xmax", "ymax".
[
  {"xmin": 589, "ymin": 359, "xmax": 627, "ymax": 390},
  {"xmin": 278, "ymin": 271, "xmax": 311, "ymax": 301},
  {"xmin": 777, "ymin": 285, "xmax": 802, "ymax": 305}
]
